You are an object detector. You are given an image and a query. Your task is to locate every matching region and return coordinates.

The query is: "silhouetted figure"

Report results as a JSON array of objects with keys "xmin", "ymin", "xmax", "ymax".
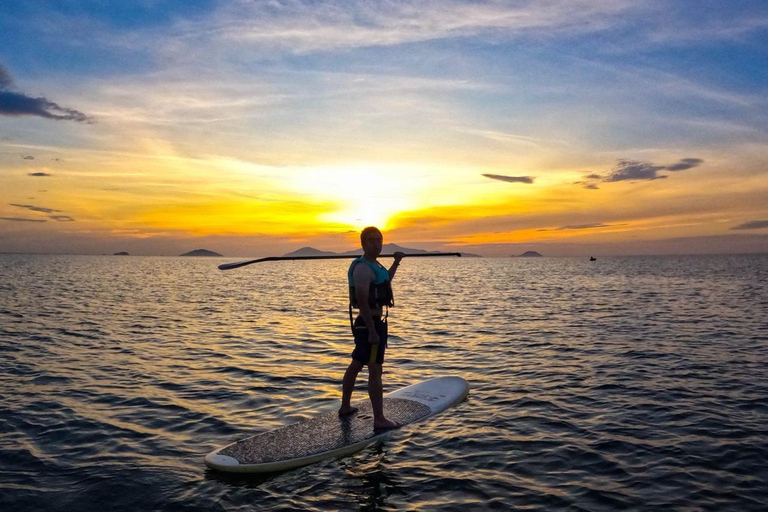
[{"xmin": 339, "ymin": 226, "xmax": 404, "ymax": 431}]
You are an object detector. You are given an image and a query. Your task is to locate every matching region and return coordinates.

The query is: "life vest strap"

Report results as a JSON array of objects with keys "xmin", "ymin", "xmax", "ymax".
[{"xmin": 349, "ymin": 305, "xmax": 389, "ymax": 334}]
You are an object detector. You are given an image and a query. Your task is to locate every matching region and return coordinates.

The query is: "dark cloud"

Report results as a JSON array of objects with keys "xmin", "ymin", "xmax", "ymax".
[
  {"xmin": 0, "ymin": 63, "xmax": 93, "ymax": 123},
  {"xmin": 605, "ymin": 160, "xmax": 667, "ymax": 182},
  {"xmin": 11, "ymin": 203, "xmax": 61, "ymax": 214},
  {"xmin": 731, "ymin": 220, "xmax": 768, "ymax": 230},
  {"xmin": 22, "ymin": 155, "xmax": 34, "ymax": 160},
  {"xmin": 0, "ymin": 91, "xmax": 93, "ymax": 122},
  {"xmin": 583, "ymin": 157, "xmax": 704, "ymax": 188},
  {"xmin": 538, "ymin": 223, "xmax": 620, "ymax": 232},
  {"xmin": 28, "ymin": 172, "xmax": 51, "ymax": 177},
  {"xmin": 665, "ymin": 158, "xmax": 704, "ymax": 171},
  {"xmin": 0, "ymin": 217, "xmax": 46, "ymax": 223},
  {"xmin": 0, "ymin": 63, "xmax": 13, "ymax": 89},
  {"xmin": 482, "ymin": 174, "xmax": 535, "ymax": 184},
  {"xmin": 558, "ymin": 223, "xmax": 613, "ymax": 230},
  {"xmin": 49, "ymin": 215, "xmax": 75, "ymax": 222}
]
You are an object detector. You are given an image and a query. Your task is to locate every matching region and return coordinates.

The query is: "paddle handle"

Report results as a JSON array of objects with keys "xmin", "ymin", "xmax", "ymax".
[{"xmin": 218, "ymin": 252, "xmax": 461, "ymax": 271}]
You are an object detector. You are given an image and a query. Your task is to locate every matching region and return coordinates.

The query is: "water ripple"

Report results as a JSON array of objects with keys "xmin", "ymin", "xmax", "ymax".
[{"xmin": 0, "ymin": 254, "xmax": 767, "ymax": 511}]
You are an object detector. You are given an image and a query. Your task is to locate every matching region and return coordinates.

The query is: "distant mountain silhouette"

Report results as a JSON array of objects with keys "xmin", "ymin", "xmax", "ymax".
[
  {"xmin": 283, "ymin": 244, "xmax": 481, "ymax": 257},
  {"xmin": 181, "ymin": 249, "xmax": 223, "ymax": 257},
  {"xmin": 339, "ymin": 243, "xmax": 434, "ymax": 256},
  {"xmin": 283, "ymin": 247, "xmax": 341, "ymax": 257},
  {"xmin": 517, "ymin": 251, "xmax": 543, "ymax": 257}
]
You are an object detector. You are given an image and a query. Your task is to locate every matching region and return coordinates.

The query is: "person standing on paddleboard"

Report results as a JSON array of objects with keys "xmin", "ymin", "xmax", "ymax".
[{"xmin": 339, "ymin": 226, "xmax": 404, "ymax": 431}]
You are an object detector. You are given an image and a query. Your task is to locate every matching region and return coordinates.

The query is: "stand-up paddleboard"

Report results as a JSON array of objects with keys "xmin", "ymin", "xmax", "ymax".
[{"xmin": 205, "ymin": 376, "xmax": 469, "ymax": 474}]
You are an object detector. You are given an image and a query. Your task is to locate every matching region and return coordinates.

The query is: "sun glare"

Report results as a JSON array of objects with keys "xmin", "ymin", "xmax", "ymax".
[{"xmin": 292, "ymin": 165, "xmax": 419, "ymax": 231}]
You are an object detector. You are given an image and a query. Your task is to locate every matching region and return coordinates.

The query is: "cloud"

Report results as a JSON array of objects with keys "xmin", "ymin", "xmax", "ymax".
[
  {"xmin": 465, "ymin": 129, "xmax": 553, "ymax": 149},
  {"xmin": 28, "ymin": 172, "xmax": 51, "ymax": 177},
  {"xmin": 558, "ymin": 223, "xmax": 613, "ymax": 230},
  {"xmin": 8, "ymin": 204, "xmax": 74, "ymax": 222},
  {"xmin": 482, "ymin": 174, "xmax": 535, "ymax": 184},
  {"xmin": 605, "ymin": 160, "xmax": 667, "ymax": 182},
  {"xmin": 0, "ymin": 63, "xmax": 13, "ymax": 89},
  {"xmin": 537, "ymin": 222, "xmax": 620, "ymax": 232},
  {"xmin": 665, "ymin": 158, "xmax": 704, "ymax": 171},
  {"xmin": 731, "ymin": 220, "xmax": 768, "ymax": 230},
  {"xmin": 0, "ymin": 217, "xmax": 46, "ymax": 223},
  {"xmin": 11, "ymin": 203, "xmax": 61, "ymax": 214},
  {"xmin": 0, "ymin": 91, "xmax": 93, "ymax": 122},
  {"xmin": 0, "ymin": 63, "xmax": 93, "ymax": 123},
  {"xmin": 22, "ymin": 155, "xmax": 34, "ymax": 160},
  {"xmin": 206, "ymin": 0, "xmax": 636, "ymax": 54},
  {"xmin": 583, "ymin": 157, "xmax": 704, "ymax": 188}
]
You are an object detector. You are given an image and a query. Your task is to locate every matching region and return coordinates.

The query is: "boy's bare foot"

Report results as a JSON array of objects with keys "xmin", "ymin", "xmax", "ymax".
[
  {"xmin": 338, "ymin": 406, "xmax": 359, "ymax": 417},
  {"xmin": 373, "ymin": 419, "xmax": 402, "ymax": 431}
]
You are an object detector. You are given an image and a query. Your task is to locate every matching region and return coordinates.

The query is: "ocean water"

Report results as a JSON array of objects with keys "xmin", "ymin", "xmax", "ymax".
[{"xmin": 1, "ymin": 253, "xmax": 767, "ymax": 511}]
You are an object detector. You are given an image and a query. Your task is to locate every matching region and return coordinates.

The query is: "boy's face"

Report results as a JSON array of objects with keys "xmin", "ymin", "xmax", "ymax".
[{"xmin": 362, "ymin": 231, "xmax": 383, "ymax": 257}]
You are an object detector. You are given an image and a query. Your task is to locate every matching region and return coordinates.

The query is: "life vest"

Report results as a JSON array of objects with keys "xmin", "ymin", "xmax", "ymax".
[{"xmin": 348, "ymin": 257, "xmax": 394, "ymax": 310}]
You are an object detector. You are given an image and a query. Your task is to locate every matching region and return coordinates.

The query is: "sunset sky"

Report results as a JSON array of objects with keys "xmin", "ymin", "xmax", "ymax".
[{"xmin": 1, "ymin": 0, "xmax": 767, "ymax": 256}]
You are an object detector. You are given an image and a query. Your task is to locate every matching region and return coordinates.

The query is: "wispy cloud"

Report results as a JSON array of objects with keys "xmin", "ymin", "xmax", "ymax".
[
  {"xmin": 50, "ymin": 215, "xmax": 75, "ymax": 222},
  {"xmin": 0, "ymin": 217, "xmax": 46, "ymax": 223},
  {"xmin": 731, "ymin": 220, "xmax": 768, "ymax": 230},
  {"xmin": 11, "ymin": 203, "xmax": 61, "ymax": 214},
  {"xmin": 28, "ymin": 172, "xmax": 52, "ymax": 177},
  {"xmin": 0, "ymin": 64, "xmax": 13, "ymax": 89},
  {"xmin": 0, "ymin": 63, "xmax": 93, "ymax": 123},
  {"xmin": 482, "ymin": 174, "xmax": 534, "ymax": 184},
  {"xmin": 9, "ymin": 203, "xmax": 75, "ymax": 222},
  {"xmin": 558, "ymin": 223, "xmax": 614, "ymax": 230},
  {"xmin": 537, "ymin": 222, "xmax": 622, "ymax": 232},
  {"xmin": 461, "ymin": 129, "xmax": 569, "ymax": 150},
  {"xmin": 202, "ymin": 0, "xmax": 636, "ymax": 54},
  {"xmin": 642, "ymin": 7, "xmax": 768, "ymax": 45}
]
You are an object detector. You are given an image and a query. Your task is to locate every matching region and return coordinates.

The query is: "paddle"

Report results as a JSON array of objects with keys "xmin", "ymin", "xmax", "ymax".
[{"xmin": 218, "ymin": 252, "xmax": 462, "ymax": 271}]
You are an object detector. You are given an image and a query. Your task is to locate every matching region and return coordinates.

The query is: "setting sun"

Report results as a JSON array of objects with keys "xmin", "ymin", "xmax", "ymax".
[{"xmin": 291, "ymin": 165, "xmax": 424, "ymax": 231}]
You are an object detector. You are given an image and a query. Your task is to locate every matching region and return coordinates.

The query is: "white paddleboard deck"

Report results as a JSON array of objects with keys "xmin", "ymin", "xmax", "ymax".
[{"xmin": 205, "ymin": 376, "xmax": 469, "ymax": 473}]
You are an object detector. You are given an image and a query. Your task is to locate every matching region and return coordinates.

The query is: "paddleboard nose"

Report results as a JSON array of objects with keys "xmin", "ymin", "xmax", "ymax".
[{"xmin": 205, "ymin": 453, "xmax": 240, "ymax": 470}]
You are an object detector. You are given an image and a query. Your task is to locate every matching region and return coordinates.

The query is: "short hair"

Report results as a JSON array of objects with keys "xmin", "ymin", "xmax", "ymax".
[{"xmin": 360, "ymin": 226, "xmax": 382, "ymax": 245}]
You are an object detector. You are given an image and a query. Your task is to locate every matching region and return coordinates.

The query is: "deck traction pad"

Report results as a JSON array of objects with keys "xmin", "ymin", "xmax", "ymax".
[{"xmin": 220, "ymin": 397, "xmax": 431, "ymax": 465}]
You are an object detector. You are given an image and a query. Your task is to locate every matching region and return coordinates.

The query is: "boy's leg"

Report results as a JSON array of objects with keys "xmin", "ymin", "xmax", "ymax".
[
  {"xmin": 339, "ymin": 359, "xmax": 364, "ymax": 416},
  {"xmin": 368, "ymin": 362, "xmax": 401, "ymax": 430}
]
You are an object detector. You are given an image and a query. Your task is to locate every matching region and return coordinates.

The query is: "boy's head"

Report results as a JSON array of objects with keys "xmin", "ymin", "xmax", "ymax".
[
  {"xmin": 360, "ymin": 226, "xmax": 382, "ymax": 246},
  {"xmin": 360, "ymin": 227, "xmax": 383, "ymax": 257}
]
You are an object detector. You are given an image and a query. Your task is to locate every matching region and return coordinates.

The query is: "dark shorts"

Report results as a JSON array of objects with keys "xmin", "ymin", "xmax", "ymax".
[{"xmin": 351, "ymin": 316, "xmax": 388, "ymax": 365}]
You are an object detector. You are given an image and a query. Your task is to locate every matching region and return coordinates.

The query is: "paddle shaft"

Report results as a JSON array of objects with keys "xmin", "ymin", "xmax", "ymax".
[{"xmin": 218, "ymin": 252, "xmax": 461, "ymax": 271}]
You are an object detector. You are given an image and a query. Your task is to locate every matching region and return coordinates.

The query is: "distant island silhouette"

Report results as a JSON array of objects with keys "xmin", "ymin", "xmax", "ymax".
[
  {"xmin": 113, "ymin": 252, "xmax": 129, "ymax": 256},
  {"xmin": 181, "ymin": 249, "xmax": 223, "ymax": 257},
  {"xmin": 284, "ymin": 244, "xmax": 481, "ymax": 257},
  {"xmin": 283, "ymin": 247, "xmax": 341, "ymax": 257},
  {"xmin": 517, "ymin": 251, "xmax": 543, "ymax": 257}
]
